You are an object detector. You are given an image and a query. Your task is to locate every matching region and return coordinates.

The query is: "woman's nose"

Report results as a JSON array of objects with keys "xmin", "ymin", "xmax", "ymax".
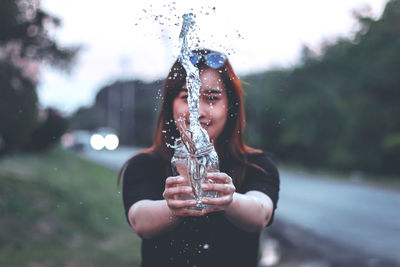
[{"xmin": 198, "ymin": 100, "xmax": 208, "ymax": 119}]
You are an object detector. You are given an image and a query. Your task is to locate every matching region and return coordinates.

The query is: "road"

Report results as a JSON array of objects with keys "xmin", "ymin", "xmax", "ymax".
[
  {"xmin": 80, "ymin": 146, "xmax": 400, "ymax": 265},
  {"xmin": 81, "ymin": 145, "xmax": 143, "ymax": 171},
  {"xmin": 276, "ymin": 169, "xmax": 400, "ymax": 265}
]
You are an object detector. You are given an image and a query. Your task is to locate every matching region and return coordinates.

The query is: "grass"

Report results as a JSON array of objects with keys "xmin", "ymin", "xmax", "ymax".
[{"xmin": 0, "ymin": 147, "xmax": 141, "ymax": 267}]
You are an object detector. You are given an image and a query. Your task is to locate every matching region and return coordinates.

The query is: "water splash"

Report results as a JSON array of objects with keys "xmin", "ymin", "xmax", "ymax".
[
  {"xmin": 177, "ymin": 13, "xmax": 212, "ymax": 153},
  {"xmin": 170, "ymin": 13, "xmax": 219, "ymax": 208}
]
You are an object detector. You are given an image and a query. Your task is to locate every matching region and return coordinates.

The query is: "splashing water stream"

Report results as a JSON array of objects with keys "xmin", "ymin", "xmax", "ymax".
[
  {"xmin": 171, "ymin": 13, "xmax": 219, "ymax": 209},
  {"xmin": 178, "ymin": 13, "xmax": 211, "ymax": 151}
]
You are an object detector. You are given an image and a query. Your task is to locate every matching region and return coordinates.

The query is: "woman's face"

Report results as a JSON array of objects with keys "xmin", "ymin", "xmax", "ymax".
[{"xmin": 173, "ymin": 68, "xmax": 228, "ymax": 144}]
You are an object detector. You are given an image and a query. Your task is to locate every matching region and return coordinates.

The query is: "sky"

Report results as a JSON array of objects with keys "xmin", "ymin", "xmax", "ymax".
[{"xmin": 38, "ymin": 0, "xmax": 388, "ymax": 115}]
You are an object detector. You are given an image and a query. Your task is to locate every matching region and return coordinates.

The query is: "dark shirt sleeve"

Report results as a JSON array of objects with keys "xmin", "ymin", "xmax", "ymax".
[
  {"xmin": 241, "ymin": 152, "xmax": 280, "ymax": 226},
  {"xmin": 122, "ymin": 153, "xmax": 166, "ymax": 223}
]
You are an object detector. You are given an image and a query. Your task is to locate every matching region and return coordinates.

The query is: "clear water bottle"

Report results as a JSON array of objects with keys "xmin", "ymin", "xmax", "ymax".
[{"xmin": 171, "ymin": 139, "xmax": 219, "ymax": 210}]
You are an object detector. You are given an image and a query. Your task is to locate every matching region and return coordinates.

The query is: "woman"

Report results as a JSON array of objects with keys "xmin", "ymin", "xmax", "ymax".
[{"xmin": 120, "ymin": 49, "xmax": 280, "ymax": 267}]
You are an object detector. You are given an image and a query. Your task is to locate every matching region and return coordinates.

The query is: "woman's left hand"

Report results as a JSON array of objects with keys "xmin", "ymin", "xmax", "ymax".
[{"xmin": 200, "ymin": 172, "xmax": 236, "ymax": 214}]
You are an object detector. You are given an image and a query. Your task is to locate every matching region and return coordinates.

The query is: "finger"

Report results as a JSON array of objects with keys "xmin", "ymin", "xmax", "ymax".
[
  {"xmin": 167, "ymin": 199, "xmax": 197, "ymax": 209},
  {"xmin": 165, "ymin": 176, "xmax": 185, "ymax": 188},
  {"xmin": 173, "ymin": 208, "xmax": 205, "ymax": 217},
  {"xmin": 206, "ymin": 172, "xmax": 232, "ymax": 184},
  {"xmin": 201, "ymin": 183, "xmax": 235, "ymax": 194},
  {"xmin": 201, "ymin": 205, "xmax": 223, "ymax": 214},
  {"xmin": 202, "ymin": 195, "xmax": 233, "ymax": 206},
  {"xmin": 163, "ymin": 186, "xmax": 193, "ymax": 199}
]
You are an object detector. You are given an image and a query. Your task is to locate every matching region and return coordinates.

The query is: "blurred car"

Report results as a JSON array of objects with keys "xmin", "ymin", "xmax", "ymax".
[{"xmin": 89, "ymin": 127, "xmax": 120, "ymax": 151}]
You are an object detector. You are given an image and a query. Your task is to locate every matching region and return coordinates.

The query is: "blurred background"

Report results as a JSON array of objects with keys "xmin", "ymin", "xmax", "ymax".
[{"xmin": 1, "ymin": 0, "xmax": 399, "ymax": 266}]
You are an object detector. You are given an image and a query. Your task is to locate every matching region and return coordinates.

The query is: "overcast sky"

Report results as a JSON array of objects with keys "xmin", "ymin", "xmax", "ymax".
[{"xmin": 38, "ymin": 0, "xmax": 388, "ymax": 115}]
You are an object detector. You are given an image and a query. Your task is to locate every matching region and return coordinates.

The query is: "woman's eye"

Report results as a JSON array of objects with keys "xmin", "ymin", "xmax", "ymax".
[
  {"xmin": 181, "ymin": 95, "xmax": 188, "ymax": 100},
  {"xmin": 207, "ymin": 96, "xmax": 219, "ymax": 101}
]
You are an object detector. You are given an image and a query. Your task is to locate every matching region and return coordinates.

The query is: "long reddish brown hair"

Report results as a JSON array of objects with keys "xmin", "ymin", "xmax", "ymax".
[{"xmin": 119, "ymin": 49, "xmax": 262, "ymax": 187}]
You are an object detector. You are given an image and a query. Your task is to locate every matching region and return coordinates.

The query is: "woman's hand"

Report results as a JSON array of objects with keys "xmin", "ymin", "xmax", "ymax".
[
  {"xmin": 200, "ymin": 172, "xmax": 236, "ymax": 214},
  {"xmin": 162, "ymin": 176, "xmax": 204, "ymax": 217}
]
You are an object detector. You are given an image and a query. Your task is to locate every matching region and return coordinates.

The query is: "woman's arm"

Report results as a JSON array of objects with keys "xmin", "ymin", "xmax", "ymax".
[
  {"xmin": 223, "ymin": 191, "xmax": 273, "ymax": 232},
  {"xmin": 128, "ymin": 199, "xmax": 180, "ymax": 239},
  {"xmin": 129, "ymin": 176, "xmax": 204, "ymax": 239},
  {"xmin": 201, "ymin": 173, "xmax": 274, "ymax": 232}
]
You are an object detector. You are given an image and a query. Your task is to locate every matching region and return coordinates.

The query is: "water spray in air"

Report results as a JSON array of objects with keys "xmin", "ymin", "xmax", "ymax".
[{"xmin": 171, "ymin": 13, "xmax": 219, "ymax": 209}]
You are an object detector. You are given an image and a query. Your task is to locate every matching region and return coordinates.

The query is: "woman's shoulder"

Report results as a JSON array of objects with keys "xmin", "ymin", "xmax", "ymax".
[
  {"xmin": 245, "ymin": 150, "xmax": 279, "ymax": 178},
  {"xmin": 128, "ymin": 151, "xmax": 159, "ymax": 162},
  {"xmin": 122, "ymin": 150, "xmax": 169, "ymax": 182},
  {"xmin": 245, "ymin": 150, "xmax": 275, "ymax": 163},
  {"xmin": 125, "ymin": 151, "xmax": 165, "ymax": 169}
]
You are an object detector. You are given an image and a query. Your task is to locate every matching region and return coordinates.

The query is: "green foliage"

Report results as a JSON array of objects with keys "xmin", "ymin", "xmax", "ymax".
[
  {"xmin": 0, "ymin": 61, "xmax": 38, "ymax": 153},
  {"xmin": 25, "ymin": 108, "xmax": 69, "ymax": 151},
  {"xmin": 68, "ymin": 106, "xmax": 98, "ymax": 131},
  {"xmin": 0, "ymin": 148, "xmax": 141, "ymax": 266},
  {"xmin": 0, "ymin": 0, "xmax": 78, "ymax": 155},
  {"xmin": 0, "ymin": 0, "xmax": 78, "ymax": 70},
  {"xmin": 243, "ymin": 0, "xmax": 400, "ymax": 175}
]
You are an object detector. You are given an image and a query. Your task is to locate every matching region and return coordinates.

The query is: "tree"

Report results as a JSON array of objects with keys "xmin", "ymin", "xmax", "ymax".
[
  {"xmin": 0, "ymin": 0, "xmax": 79, "ymax": 154},
  {"xmin": 243, "ymin": 0, "xmax": 400, "ymax": 175},
  {"xmin": 25, "ymin": 108, "xmax": 69, "ymax": 151},
  {"xmin": 0, "ymin": 62, "xmax": 37, "ymax": 152}
]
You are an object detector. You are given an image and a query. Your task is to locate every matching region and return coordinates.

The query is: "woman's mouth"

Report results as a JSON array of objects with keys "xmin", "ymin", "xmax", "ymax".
[{"xmin": 200, "ymin": 121, "xmax": 211, "ymax": 127}]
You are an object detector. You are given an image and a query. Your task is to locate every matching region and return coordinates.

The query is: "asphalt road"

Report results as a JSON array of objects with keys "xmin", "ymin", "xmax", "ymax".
[
  {"xmin": 80, "ymin": 146, "xmax": 400, "ymax": 265},
  {"xmin": 81, "ymin": 145, "xmax": 143, "ymax": 171},
  {"xmin": 276, "ymin": 169, "xmax": 400, "ymax": 265}
]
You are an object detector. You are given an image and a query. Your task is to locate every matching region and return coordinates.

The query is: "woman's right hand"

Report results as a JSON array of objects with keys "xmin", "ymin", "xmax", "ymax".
[{"xmin": 162, "ymin": 176, "xmax": 203, "ymax": 217}]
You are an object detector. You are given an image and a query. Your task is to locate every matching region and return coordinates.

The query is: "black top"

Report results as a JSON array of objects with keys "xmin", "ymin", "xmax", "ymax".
[{"xmin": 122, "ymin": 151, "xmax": 280, "ymax": 267}]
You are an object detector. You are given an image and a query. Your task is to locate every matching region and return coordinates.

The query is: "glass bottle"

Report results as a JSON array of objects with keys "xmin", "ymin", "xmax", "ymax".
[{"xmin": 171, "ymin": 139, "xmax": 219, "ymax": 210}]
